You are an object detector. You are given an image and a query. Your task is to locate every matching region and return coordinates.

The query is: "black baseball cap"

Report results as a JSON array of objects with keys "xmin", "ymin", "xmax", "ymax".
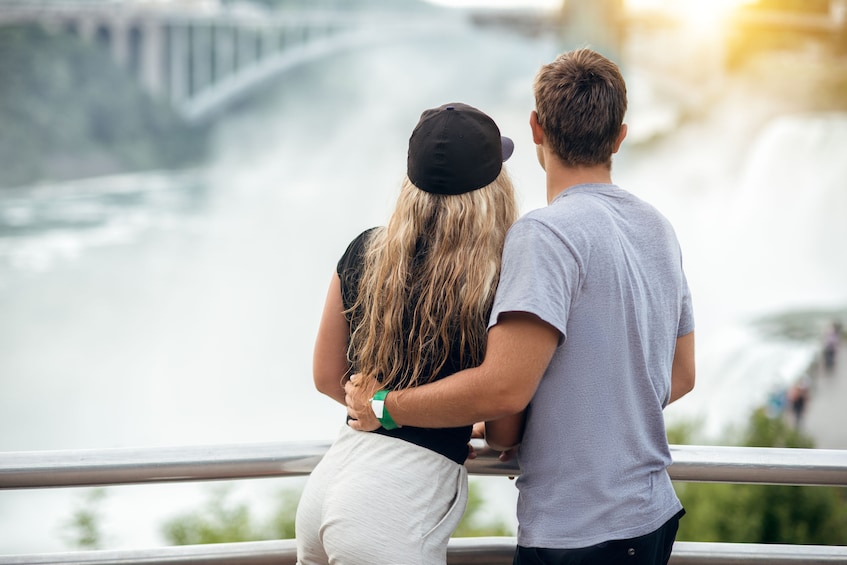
[{"xmin": 407, "ymin": 103, "xmax": 514, "ymax": 196}]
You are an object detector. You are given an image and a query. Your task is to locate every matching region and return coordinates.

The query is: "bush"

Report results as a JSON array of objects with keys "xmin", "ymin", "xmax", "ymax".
[{"xmin": 672, "ymin": 409, "xmax": 847, "ymax": 544}]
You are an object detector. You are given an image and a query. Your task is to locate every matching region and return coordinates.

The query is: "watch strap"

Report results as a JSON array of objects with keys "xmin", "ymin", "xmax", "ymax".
[{"xmin": 371, "ymin": 389, "xmax": 400, "ymax": 430}]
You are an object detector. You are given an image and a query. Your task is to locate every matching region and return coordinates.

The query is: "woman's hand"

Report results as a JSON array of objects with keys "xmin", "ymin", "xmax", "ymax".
[{"xmin": 344, "ymin": 374, "xmax": 383, "ymax": 431}]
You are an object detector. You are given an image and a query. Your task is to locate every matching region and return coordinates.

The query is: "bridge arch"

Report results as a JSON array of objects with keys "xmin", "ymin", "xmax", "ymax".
[{"xmin": 0, "ymin": 4, "xmax": 462, "ymax": 124}]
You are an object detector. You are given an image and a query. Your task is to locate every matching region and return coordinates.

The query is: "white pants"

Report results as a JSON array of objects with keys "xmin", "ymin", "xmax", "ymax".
[{"xmin": 296, "ymin": 425, "xmax": 468, "ymax": 565}]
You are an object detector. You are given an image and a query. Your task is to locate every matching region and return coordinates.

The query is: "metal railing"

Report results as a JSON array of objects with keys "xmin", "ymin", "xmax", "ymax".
[{"xmin": 1, "ymin": 442, "xmax": 847, "ymax": 564}]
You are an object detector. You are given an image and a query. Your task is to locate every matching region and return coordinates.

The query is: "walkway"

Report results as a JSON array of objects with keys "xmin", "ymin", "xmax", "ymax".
[{"xmin": 802, "ymin": 341, "xmax": 847, "ymax": 449}]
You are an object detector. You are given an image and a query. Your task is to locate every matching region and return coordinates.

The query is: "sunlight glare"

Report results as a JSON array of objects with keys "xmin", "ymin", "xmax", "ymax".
[
  {"xmin": 425, "ymin": 0, "xmax": 560, "ymax": 8},
  {"xmin": 673, "ymin": 0, "xmax": 755, "ymax": 35},
  {"xmin": 627, "ymin": 0, "xmax": 755, "ymax": 36}
]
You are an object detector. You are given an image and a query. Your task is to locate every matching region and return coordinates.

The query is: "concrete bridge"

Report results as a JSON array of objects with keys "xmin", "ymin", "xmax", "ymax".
[
  {"xmin": 0, "ymin": 0, "xmax": 643, "ymax": 126},
  {"xmin": 3, "ymin": 0, "xmax": 844, "ymax": 125},
  {"xmin": 0, "ymin": 1, "xmax": 454, "ymax": 124}
]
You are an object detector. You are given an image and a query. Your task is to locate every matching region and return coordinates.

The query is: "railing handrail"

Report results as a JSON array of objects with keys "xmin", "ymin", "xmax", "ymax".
[
  {"xmin": 2, "ymin": 538, "xmax": 847, "ymax": 564},
  {"xmin": 2, "ymin": 442, "xmax": 847, "ymax": 563},
  {"xmin": 2, "ymin": 441, "xmax": 847, "ymax": 489}
]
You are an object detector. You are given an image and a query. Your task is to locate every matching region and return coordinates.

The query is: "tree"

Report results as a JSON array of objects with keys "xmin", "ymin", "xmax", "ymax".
[
  {"xmin": 453, "ymin": 479, "xmax": 514, "ymax": 537},
  {"xmin": 162, "ymin": 484, "xmax": 288, "ymax": 545},
  {"xmin": 61, "ymin": 488, "xmax": 108, "ymax": 549}
]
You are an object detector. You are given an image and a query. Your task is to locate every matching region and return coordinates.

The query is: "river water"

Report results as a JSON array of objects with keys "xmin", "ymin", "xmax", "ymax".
[{"xmin": 1, "ymin": 12, "xmax": 846, "ymax": 553}]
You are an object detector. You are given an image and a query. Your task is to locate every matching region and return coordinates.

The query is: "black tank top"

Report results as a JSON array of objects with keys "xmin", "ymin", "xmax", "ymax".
[{"xmin": 337, "ymin": 228, "xmax": 475, "ymax": 465}]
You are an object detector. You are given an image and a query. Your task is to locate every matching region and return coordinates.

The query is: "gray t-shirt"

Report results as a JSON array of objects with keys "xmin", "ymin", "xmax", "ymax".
[{"xmin": 490, "ymin": 183, "xmax": 694, "ymax": 549}]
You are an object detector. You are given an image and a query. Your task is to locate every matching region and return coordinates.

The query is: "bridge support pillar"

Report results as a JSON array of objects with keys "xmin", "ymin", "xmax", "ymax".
[
  {"xmin": 169, "ymin": 24, "xmax": 190, "ymax": 104},
  {"xmin": 259, "ymin": 26, "xmax": 276, "ymax": 58},
  {"xmin": 77, "ymin": 16, "xmax": 96, "ymax": 43},
  {"xmin": 237, "ymin": 26, "xmax": 258, "ymax": 69},
  {"xmin": 110, "ymin": 18, "xmax": 129, "ymax": 68},
  {"xmin": 140, "ymin": 19, "xmax": 165, "ymax": 97},
  {"xmin": 214, "ymin": 24, "xmax": 236, "ymax": 83},
  {"xmin": 190, "ymin": 23, "xmax": 213, "ymax": 95}
]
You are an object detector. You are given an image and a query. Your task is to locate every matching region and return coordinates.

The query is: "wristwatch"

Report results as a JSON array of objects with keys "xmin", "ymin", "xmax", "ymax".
[{"xmin": 370, "ymin": 390, "xmax": 400, "ymax": 430}]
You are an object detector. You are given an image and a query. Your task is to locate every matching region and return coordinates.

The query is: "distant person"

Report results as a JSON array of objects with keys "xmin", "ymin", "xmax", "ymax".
[
  {"xmin": 295, "ymin": 103, "xmax": 518, "ymax": 564},
  {"xmin": 823, "ymin": 321, "xmax": 840, "ymax": 373},
  {"xmin": 766, "ymin": 385, "xmax": 787, "ymax": 419},
  {"xmin": 346, "ymin": 48, "xmax": 695, "ymax": 565},
  {"xmin": 788, "ymin": 376, "xmax": 810, "ymax": 428}
]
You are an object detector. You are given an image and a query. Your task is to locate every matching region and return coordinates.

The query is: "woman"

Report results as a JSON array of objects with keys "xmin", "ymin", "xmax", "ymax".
[{"xmin": 295, "ymin": 103, "xmax": 520, "ymax": 564}]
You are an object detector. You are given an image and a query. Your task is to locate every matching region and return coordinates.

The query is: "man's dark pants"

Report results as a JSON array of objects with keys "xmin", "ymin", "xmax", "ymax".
[{"xmin": 513, "ymin": 509, "xmax": 684, "ymax": 565}]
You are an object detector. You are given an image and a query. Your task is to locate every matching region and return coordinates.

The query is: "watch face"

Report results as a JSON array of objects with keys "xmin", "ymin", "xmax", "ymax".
[{"xmin": 371, "ymin": 398, "xmax": 385, "ymax": 419}]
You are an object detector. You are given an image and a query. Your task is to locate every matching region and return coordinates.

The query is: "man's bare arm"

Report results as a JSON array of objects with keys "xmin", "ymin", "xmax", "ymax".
[
  {"xmin": 346, "ymin": 312, "xmax": 559, "ymax": 430},
  {"xmin": 668, "ymin": 331, "xmax": 695, "ymax": 405}
]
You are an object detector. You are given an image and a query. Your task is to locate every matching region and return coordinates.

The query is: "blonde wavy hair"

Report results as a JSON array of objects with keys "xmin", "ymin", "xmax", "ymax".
[{"xmin": 348, "ymin": 170, "xmax": 518, "ymax": 391}]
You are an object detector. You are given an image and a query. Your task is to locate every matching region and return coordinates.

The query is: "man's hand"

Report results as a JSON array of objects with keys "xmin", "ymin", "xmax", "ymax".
[
  {"xmin": 344, "ymin": 374, "xmax": 382, "ymax": 431},
  {"xmin": 498, "ymin": 447, "xmax": 518, "ymax": 464}
]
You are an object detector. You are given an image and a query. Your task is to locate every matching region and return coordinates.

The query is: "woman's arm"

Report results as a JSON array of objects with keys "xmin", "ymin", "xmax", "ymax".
[
  {"xmin": 485, "ymin": 411, "xmax": 525, "ymax": 452},
  {"xmin": 312, "ymin": 273, "xmax": 351, "ymax": 405}
]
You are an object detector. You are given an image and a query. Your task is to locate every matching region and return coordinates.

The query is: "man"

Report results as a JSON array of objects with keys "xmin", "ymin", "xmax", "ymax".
[{"xmin": 346, "ymin": 48, "xmax": 695, "ymax": 564}]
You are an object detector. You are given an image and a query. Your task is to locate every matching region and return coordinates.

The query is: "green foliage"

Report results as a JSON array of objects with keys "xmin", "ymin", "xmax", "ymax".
[
  {"xmin": 268, "ymin": 488, "xmax": 301, "ymax": 540},
  {"xmin": 452, "ymin": 479, "xmax": 514, "ymax": 537},
  {"xmin": 677, "ymin": 481, "xmax": 847, "ymax": 544},
  {"xmin": 674, "ymin": 408, "xmax": 847, "ymax": 545},
  {"xmin": 61, "ymin": 488, "xmax": 108, "ymax": 549},
  {"xmin": 162, "ymin": 484, "xmax": 299, "ymax": 545},
  {"xmin": 666, "ymin": 418, "xmax": 703, "ymax": 445},
  {"xmin": 0, "ymin": 24, "xmax": 207, "ymax": 188},
  {"xmin": 742, "ymin": 407, "xmax": 814, "ymax": 449}
]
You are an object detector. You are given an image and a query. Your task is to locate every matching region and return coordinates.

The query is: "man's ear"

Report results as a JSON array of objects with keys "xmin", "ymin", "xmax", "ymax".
[
  {"xmin": 613, "ymin": 123, "xmax": 627, "ymax": 153},
  {"xmin": 530, "ymin": 111, "xmax": 544, "ymax": 145}
]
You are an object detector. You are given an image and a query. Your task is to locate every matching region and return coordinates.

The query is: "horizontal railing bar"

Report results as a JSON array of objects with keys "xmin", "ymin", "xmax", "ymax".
[
  {"xmin": 670, "ymin": 541, "xmax": 847, "ymax": 564},
  {"xmin": 2, "ymin": 538, "xmax": 847, "ymax": 565},
  {"xmin": 1, "ymin": 442, "xmax": 847, "ymax": 490},
  {"xmin": 668, "ymin": 444, "xmax": 847, "ymax": 486},
  {"xmin": 0, "ymin": 441, "xmax": 331, "ymax": 489},
  {"xmin": 0, "ymin": 540, "xmax": 296, "ymax": 565}
]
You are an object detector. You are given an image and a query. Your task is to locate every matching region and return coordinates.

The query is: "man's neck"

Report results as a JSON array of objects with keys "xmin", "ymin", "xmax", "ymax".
[{"xmin": 546, "ymin": 163, "xmax": 613, "ymax": 204}]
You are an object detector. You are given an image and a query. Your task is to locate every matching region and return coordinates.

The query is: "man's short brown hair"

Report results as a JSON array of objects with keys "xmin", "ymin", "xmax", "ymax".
[{"xmin": 533, "ymin": 48, "xmax": 627, "ymax": 169}]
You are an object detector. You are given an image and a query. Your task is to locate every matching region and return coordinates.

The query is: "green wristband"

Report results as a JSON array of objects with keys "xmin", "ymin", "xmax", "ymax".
[{"xmin": 371, "ymin": 389, "xmax": 400, "ymax": 430}]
